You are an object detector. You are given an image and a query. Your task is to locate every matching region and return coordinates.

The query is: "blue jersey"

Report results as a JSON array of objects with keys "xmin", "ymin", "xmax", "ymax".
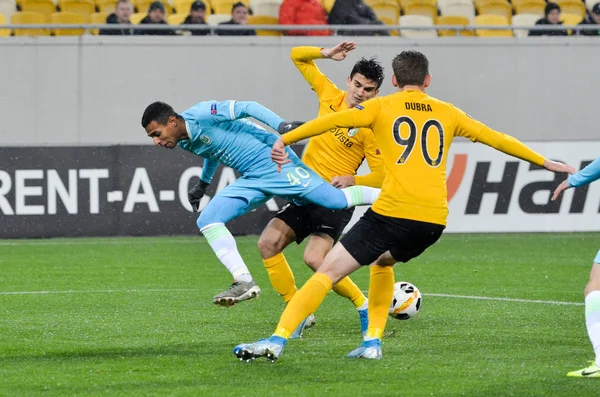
[
  {"xmin": 569, "ymin": 157, "xmax": 600, "ymax": 187},
  {"xmin": 178, "ymin": 100, "xmax": 298, "ymax": 183}
]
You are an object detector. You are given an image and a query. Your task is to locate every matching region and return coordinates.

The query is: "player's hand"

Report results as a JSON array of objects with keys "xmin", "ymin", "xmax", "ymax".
[
  {"xmin": 271, "ymin": 138, "xmax": 291, "ymax": 173},
  {"xmin": 278, "ymin": 121, "xmax": 304, "ymax": 135},
  {"xmin": 543, "ymin": 159, "xmax": 576, "ymax": 175},
  {"xmin": 331, "ymin": 175, "xmax": 355, "ymax": 188},
  {"xmin": 551, "ymin": 179, "xmax": 571, "ymax": 201},
  {"xmin": 188, "ymin": 180, "xmax": 210, "ymax": 212},
  {"xmin": 320, "ymin": 41, "xmax": 357, "ymax": 61}
]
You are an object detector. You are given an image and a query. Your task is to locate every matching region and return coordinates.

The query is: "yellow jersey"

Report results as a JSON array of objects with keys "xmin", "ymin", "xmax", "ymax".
[
  {"xmin": 291, "ymin": 46, "xmax": 384, "ymax": 187},
  {"xmin": 283, "ymin": 90, "xmax": 546, "ymax": 226}
]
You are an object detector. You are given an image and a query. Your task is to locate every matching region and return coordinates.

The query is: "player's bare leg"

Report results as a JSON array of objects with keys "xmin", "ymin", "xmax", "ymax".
[
  {"xmin": 234, "ymin": 243, "xmax": 362, "ymax": 361},
  {"xmin": 568, "ymin": 261, "xmax": 600, "ymax": 377}
]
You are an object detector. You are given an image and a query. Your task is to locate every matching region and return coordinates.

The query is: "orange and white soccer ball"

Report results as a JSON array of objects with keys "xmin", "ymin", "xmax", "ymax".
[{"xmin": 389, "ymin": 281, "xmax": 422, "ymax": 320}]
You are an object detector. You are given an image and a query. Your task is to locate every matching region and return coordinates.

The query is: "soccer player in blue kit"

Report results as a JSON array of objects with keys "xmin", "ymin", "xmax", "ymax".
[
  {"xmin": 553, "ymin": 158, "xmax": 600, "ymax": 378},
  {"xmin": 141, "ymin": 100, "xmax": 380, "ymax": 307}
]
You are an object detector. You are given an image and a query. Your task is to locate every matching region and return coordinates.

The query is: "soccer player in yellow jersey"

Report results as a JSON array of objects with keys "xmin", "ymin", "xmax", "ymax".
[
  {"xmin": 234, "ymin": 50, "xmax": 575, "ymax": 362},
  {"xmin": 257, "ymin": 41, "xmax": 385, "ymax": 338}
]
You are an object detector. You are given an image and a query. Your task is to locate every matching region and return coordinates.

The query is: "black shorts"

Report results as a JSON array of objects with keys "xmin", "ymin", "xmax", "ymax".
[
  {"xmin": 341, "ymin": 209, "xmax": 445, "ymax": 266},
  {"xmin": 274, "ymin": 202, "xmax": 355, "ymax": 244}
]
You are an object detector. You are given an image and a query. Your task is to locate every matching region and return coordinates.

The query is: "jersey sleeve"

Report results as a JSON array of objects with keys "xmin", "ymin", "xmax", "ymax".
[
  {"xmin": 186, "ymin": 100, "xmax": 284, "ymax": 132},
  {"xmin": 569, "ymin": 157, "xmax": 600, "ymax": 187},
  {"xmin": 291, "ymin": 46, "xmax": 340, "ymax": 99},
  {"xmin": 354, "ymin": 133, "xmax": 385, "ymax": 188},
  {"xmin": 452, "ymin": 106, "xmax": 545, "ymax": 166},
  {"xmin": 283, "ymin": 100, "xmax": 380, "ymax": 145},
  {"xmin": 200, "ymin": 158, "xmax": 219, "ymax": 184}
]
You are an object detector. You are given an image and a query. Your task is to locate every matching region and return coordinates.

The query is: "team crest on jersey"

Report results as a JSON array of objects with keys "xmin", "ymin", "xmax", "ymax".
[
  {"xmin": 347, "ymin": 128, "xmax": 359, "ymax": 137},
  {"xmin": 200, "ymin": 135, "xmax": 211, "ymax": 144},
  {"xmin": 210, "ymin": 103, "xmax": 217, "ymax": 115}
]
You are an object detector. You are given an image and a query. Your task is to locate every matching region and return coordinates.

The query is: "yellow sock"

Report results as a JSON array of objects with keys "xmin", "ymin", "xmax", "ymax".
[
  {"xmin": 333, "ymin": 276, "xmax": 367, "ymax": 309},
  {"xmin": 274, "ymin": 273, "xmax": 333, "ymax": 339},
  {"xmin": 365, "ymin": 265, "xmax": 395, "ymax": 340},
  {"xmin": 263, "ymin": 253, "xmax": 297, "ymax": 303}
]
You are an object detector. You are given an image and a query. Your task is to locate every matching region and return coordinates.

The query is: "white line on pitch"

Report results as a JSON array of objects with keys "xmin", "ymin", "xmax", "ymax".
[
  {"xmin": 0, "ymin": 239, "xmax": 201, "ymax": 246},
  {"xmin": 424, "ymin": 293, "xmax": 584, "ymax": 306}
]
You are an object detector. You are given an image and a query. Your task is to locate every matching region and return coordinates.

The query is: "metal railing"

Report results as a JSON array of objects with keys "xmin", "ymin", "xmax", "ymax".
[{"xmin": 0, "ymin": 23, "xmax": 599, "ymax": 35}]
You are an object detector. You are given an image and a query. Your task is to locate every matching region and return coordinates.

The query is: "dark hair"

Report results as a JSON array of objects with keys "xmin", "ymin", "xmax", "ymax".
[
  {"xmin": 391, "ymin": 51, "xmax": 429, "ymax": 88},
  {"xmin": 148, "ymin": 0, "xmax": 165, "ymax": 13},
  {"xmin": 232, "ymin": 2, "xmax": 246, "ymax": 12},
  {"xmin": 350, "ymin": 57, "xmax": 384, "ymax": 89},
  {"xmin": 545, "ymin": 2, "xmax": 561, "ymax": 15},
  {"xmin": 141, "ymin": 101, "xmax": 177, "ymax": 128}
]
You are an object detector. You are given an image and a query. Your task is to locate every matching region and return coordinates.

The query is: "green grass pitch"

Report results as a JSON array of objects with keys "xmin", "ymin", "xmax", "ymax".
[{"xmin": 1, "ymin": 233, "xmax": 599, "ymax": 396}]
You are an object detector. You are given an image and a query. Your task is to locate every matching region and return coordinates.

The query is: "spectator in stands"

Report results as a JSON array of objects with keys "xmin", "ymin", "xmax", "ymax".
[
  {"xmin": 279, "ymin": 0, "xmax": 331, "ymax": 36},
  {"xmin": 217, "ymin": 2, "xmax": 256, "ymax": 36},
  {"xmin": 328, "ymin": 0, "xmax": 390, "ymax": 36},
  {"xmin": 529, "ymin": 2, "xmax": 568, "ymax": 36},
  {"xmin": 181, "ymin": 0, "xmax": 210, "ymax": 35},
  {"xmin": 137, "ymin": 1, "xmax": 175, "ymax": 35},
  {"xmin": 100, "ymin": 0, "xmax": 133, "ymax": 35},
  {"xmin": 576, "ymin": 2, "xmax": 600, "ymax": 36}
]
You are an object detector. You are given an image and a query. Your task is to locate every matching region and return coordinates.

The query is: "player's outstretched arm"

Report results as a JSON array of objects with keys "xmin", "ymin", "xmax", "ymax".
[
  {"xmin": 229, "ymin": 101, "xmax": 285, "ymax": 132},
  {"xmin": 552, "ymin": 157, "xmax": 600, "ymax": 201},
  {"xmin": 320, "ymin": 41, "xmax": 357, "ymax": 61}
]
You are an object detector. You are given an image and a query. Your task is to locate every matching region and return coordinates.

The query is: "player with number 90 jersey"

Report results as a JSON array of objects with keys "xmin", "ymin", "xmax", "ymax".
[{"xmin": 282, "ymin": 89, "xmax": 545, "ymax": 226}]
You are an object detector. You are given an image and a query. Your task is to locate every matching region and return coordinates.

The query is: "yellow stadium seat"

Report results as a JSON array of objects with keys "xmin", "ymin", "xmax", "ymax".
[
  {"xmin": 11, "ymin": 11, "xmax": 50, "ymax": 36},
  {"xmin": 167, "ymin": 12, "xmax": 186, "ymax": 24},
  {"xmin": 400, "ymin": 0, "xmax": 436, "ymax": 12},
  {"xmin": 130, "ymin": 11, "xmax": 145, "ymax": 23},
  {"xmin": 474, "ymin": 14, "xmax": 512, "ymax": 36},
  {"xmin": 561, "ymin": 11, "xmax": 583, "ymax": 25},
  {"xmin": 96, "ymin": 0, "xmax": 118, "ymax": 12},
  {"xmin": 514, "ymin": 1, "xmax": 544, "ymax": 15},
  {"xmin": 20, "ymin": 0, "xmax": 55, "ymax": 20},
  {"xmin": 321, "ymin": 0, "xmax": 334, "ymax": 13},
  {"xmin": 172, "ymin": 0, "xmax": 193, "ymax": 14},
  {"xmin": 478, "ymin": 1, "xmax": 513, "ymax": 21},
  {"xmin": 51, "ymin": 11, "xmax": 85, "ymax": 35},
  {"xmin": 60, "ymin": 0, "xmax": 95, "ymax": 22},
  {"xmin": 555, "ymin": 0, "xmax": 586, "ymax": 18},
  {"xmin": 247, "ymin": 14, "xmax": 280, "ymax": 35},
  {"xmin": 436, "ymin": 15, "xmax": 474, "ymax": 35},
  {"xmin": 88, "ymin": 11, "xmax": 108, "ymax": 34},
  {"xmin": 0, "ymin": 13, "xmax": 9, "ymax": 36},
  {"xmin": 211, "ymin": 0, "xmax": 234, "ymax": 13},
  {"xmin": 511, "ymin": 13, "xmax": 539, "ymax": 37},
  {"xmin": 372, "ymin": 3, "xmax": 400, "ymax": 22},
  {"xmin": 399, "ymin": 14, "xmax": 436, "ymax": 36},
  {"xmin": 404, "ymin": 3, "xmax": 437, "ymax": 18},
  {"xmin": 134, "ymin": 0, "xmax": 172, "ymax": 15}
]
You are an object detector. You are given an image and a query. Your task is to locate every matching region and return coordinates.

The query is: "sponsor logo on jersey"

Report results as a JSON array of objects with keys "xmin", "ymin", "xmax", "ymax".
[
  {"xmin": 354, "ymin": 105, "xmax": 364, "ymax": 110},
  {"xmin": 210, "ymin": 103, "xmax": 217, "ymax": 115},
  {"xmin": 200, "ymin": 135, "xmax": 211, "ymax": 145}
]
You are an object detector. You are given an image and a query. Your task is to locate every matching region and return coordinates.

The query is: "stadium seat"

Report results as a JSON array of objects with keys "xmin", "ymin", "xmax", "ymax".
[
  {"xmin": 249, "ymin": 0, "xmax": 281, "ymax": 18},
  {"xmin": 95, "ymin": 0, "xmax": 118, "ymax": 12},
  {"xmin": 511, "ymin": 13, "xmax": 539, "ymax": 37},
  {"xmin": 60, "ymin": 0, "xmax": 95, "ymax": 22},
  {"xmin": 89, "ymin": 11, "xmax": 108, "ymax": 34},
  {"xmin": 247, "ymin": 14, "xmax": 280, "ymax": 35},
  {"xmin": 0, "ymin": 13, "xmax": 9, "ymax": 36},
  {"xmin": 586, "ymin": 0, "xmax": 598, "ymax": 12},
  {"xmin": 51, "ymin": 11, "xmax": 85, "ymax": 35},
  {"xmin": 561, "ymin": 12, "xmax": 583, "ymax": 25},
  {"xmin": 399, "ymin": 14, "xmax": 437, "ymax": 36},
  {"xmin": 10, "ymin": 11, "xmax": 50, "ymax": 36},
  {"xmin": 440, "ymin": 2, "xmax": 475, "ymax": 22},
  {"xmin": 474, "ymin": 14, "xmax": 512, "ymax": 36},
  {"xmin": 134, "ymin": 0, "xmax": 171, "ymax": 15},
  {"xmin": 206, "ymin": 12, "xmax": 229, "ymax": 24},
  {"xmin": 172, "ymin": 0, "xmax": 193, "ymax": 14},
  {"xmin": 20, "ymin": 0, "xmax": 55, "ymax": 20},
  {"xmin": 436, "ymin": 15, "xmax": 474, "ymax": 35},
  {"xmin": 404, "ymin": 2, "xmax": 437, "ymax": 19},
  {"xmin": 130, "ymin": 11, "xmax": 145, "ymax": 23},
  {"xmin": 554, "ymin": 0, "xmax": 586, "ymax": 17},
  {"xmin": 167, "ymin": 12, "xmax": 186, "ymax": 24},
  {"xmin": 400, "ymin": 0, "xmax": 436, "ymax": 12},
  {"xmin": 478, "ymin": 1, "xmax": 512, "ymax": 22},
  {"xmin": 0, "ymin": 0, "xmax": 16, "ymax": 20},
  {"xmin": 321, "ymin": 0, "xmax": 334, "ymax": 13},
  {"xmin": 372, "ymin": 2, "xmax": 400, "ymax": 22},
  {"xmin": 513, "ymin": 1, "xmax": 544, "ymax": 15},
  {"xmin": 211, "ymin": 0, "xmax": 234, "ymax": 13}
]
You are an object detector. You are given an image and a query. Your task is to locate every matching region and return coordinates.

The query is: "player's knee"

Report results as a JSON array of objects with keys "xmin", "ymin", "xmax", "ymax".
[
  {"xmin": 257, "ymin": 234, "xmax": 281, "ymax": 259},
  {"xmin": 196, "ymin": 212, "xmax": 219, "ymax": 231},
  {"xmin": 303, "ymin": 252, "xmax": 324, "ymax": 271}
]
